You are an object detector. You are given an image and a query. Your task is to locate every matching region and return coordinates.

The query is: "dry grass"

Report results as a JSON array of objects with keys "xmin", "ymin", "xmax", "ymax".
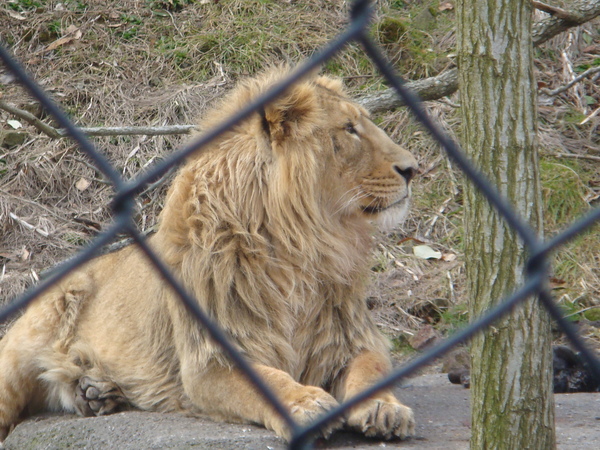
[{"xmin": 1, "ymin": 0, "xmax": 599, "ymax": 351}]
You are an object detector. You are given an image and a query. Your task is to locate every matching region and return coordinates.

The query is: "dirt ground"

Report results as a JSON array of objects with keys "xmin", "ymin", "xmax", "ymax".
[{"xmin": 4, "ymin": 374, "xmax": 599, "ymax": 449}]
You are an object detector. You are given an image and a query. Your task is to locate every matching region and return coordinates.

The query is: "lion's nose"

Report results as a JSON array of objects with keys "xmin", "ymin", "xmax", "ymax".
[{"xmin": 394, "ymin": 165, "xmax": 417, "ymax": 184}]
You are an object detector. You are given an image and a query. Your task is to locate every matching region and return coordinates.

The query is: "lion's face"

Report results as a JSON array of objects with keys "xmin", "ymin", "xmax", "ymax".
[{"xmin": 317, "ymin": 92, "xmax": 418, "ymax": 229}]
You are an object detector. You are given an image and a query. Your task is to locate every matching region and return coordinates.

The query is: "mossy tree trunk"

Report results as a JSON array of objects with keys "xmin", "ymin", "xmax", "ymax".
[{"xmin": 456, "ymin": 0, "xmax": 556, "ymax": 448}]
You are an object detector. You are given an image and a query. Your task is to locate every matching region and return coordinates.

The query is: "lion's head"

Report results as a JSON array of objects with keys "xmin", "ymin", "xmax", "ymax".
[{"xmin": 189, "ymin": 68, "xmax": 418, "ymax": 236}]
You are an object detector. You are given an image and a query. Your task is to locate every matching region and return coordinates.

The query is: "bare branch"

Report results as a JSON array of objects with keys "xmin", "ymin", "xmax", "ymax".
[
  {"xmin": 61, "ymin": 125, "xmax": 197, "ymax": 137},
  {"xmin": 541, "ymin": 66, "xmax": 600, "ymax": 96},
  {"xmin": 532, "ymin": 2, "xmax": 576, "ymax": 21},
  {"xmin": 580, "ymin": 106, "xmax": 600, "ymax": 126}
]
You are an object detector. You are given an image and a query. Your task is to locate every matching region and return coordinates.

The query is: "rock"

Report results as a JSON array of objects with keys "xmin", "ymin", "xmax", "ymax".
[
  {"xmin": 1, "ymin": 130, "xmax": 27, "ymax": 148},
  {"xmin": 408, "ymin": 324, "xmax": 442, "ymax": 351},
  {"xmin": 4, "ymin": 411, "xmax": 286, "ymax": 450},
  {"xmin": 441, "ymin": 347, "xmax": 470, "ymax": 374}
]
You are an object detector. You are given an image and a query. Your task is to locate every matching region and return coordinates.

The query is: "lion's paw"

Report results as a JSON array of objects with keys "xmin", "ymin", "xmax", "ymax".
[
  {"xmin": 271, "ymin": 386, "xmax": 344, "ymax": 441},
  {"xmin": 347, "ymin": 398, "xmax": 414, "ymax": 440},
  {"xmin": 74, "ymin": 376, "xmax": 129, "ymax": 417}
]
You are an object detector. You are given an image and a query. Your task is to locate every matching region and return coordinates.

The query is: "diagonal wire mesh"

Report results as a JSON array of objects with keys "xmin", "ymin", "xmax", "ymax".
[{"xmin": 1, "ymin": 0, "xmax": 599, "ymax": 448}]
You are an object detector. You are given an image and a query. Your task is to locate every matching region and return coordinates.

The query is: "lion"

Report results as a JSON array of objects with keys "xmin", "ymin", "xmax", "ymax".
[{"xmin": 0, "ymin": 68, "xmax": 418, "ymax": 443}]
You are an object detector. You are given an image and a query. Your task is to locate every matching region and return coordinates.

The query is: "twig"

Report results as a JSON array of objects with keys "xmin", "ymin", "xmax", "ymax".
[
  {"xmin": 72, "ymin": 157, "xmax": 112, "ymax": 184},
  {"xmin": 424, "ymin": 197, "xmax": 453, "ymax": 238},
  {"xmin": 563, "ymin": 305, "xmax": 600, "ymax": 319},
  {"xmin": 1, "ymin": 190, "xmax": 69, "ymax": 221},
  {"xmin": 8, "ymin": 213, "xmax": 50, "ymax": 237},
  {"xmin": 139, "ymin": 166, "xmax": 177, "ymax": 197},
  {"xmin": 540, "ymin": 66, "xmax": 600, "ymax": 96},
  {"xmin": 554, "ymin": 152, "xmax": 600, "ymax": 163},
  {"xmin": 580, "ymin": 106, "xmax": 600, "ymax": 126}
]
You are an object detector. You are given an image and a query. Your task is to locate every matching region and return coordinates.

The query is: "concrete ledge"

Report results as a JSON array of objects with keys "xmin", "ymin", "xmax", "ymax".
[{"xmin": 4, "ymin": 374, "xmax": 599, "ymax": 449}]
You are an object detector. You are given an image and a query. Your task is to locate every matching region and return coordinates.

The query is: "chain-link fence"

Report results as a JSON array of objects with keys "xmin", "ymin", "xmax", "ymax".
[{"xmin": 1, "ymin": 0, "xmax": 599, "ymax": 448}]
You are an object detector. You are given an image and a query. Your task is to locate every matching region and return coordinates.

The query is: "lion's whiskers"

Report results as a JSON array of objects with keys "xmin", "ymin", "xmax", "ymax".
[{"xmin": 332, "ymin": 186, "xmax": 368, "ymax": 216}]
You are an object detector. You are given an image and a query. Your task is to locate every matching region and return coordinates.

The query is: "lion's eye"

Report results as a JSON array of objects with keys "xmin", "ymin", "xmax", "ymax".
[{"xmin": 345, "ymin": 123, "xmax": 358, "ymax": 135}]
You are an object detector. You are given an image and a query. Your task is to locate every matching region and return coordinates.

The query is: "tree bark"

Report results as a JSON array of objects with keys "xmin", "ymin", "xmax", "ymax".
[{"xmin": 457, "ymin": 0, "xmax": 555, "ymax": 449}]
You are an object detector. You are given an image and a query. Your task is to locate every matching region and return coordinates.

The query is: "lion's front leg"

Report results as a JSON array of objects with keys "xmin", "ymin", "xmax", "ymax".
[
  {"xmin": 339, "ymin": 350, "xmax": 415, "ymax": 440},
  {"xmin": 182, "ymin": 363, "xmax": 344, "ymax": 441}
]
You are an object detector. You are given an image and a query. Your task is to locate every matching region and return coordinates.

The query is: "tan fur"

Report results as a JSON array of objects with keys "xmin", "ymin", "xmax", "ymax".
[{"xmin": 0, "ymin": 68, "xmax": 418, "ymax": 442}]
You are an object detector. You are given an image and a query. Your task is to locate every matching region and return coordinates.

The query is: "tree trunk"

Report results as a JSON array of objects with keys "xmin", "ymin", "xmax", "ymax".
[{"xmin": 457, "ymin": 1, "xmax": 556, "ymax": 448}]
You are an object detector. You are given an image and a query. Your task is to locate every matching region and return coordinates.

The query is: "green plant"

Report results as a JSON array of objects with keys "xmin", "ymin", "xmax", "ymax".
[
  {"xmin": 540, "ymin": 158, "xmax": 589, "ymax": 230},
  {"xmin": 7, "ymin": 0, "xmax": 44, "ymax": 12},
  {"xmin": 149, "ymin": 0, "xmax": 194, "ymax": 11},
  {"xmin": 47, "ymin": 20, "xmax": 62, "ymax": 36},
  {"xmin": 438, "ymin": 303, "xmax": 469, "ymax": 333},
  {"xmin": 391, "ymin": 334, "xmax": 417, "ymax": 355}
]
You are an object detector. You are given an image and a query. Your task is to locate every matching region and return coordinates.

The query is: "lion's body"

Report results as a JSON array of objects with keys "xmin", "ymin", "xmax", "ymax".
[{"xmin": 0, "ymin": 68, "xmax": 417, "ymax": 441}]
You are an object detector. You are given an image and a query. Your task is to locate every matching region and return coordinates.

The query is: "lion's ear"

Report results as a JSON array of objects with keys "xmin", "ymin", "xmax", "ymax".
[{"xmin": 263, "ymin": 83, "xmax": 320, "ymax": 143}]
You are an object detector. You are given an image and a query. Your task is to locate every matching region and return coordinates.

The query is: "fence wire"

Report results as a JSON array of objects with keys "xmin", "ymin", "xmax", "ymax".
[{"xmin": 1, "ymin": 0, "xmax": 599, "ymax": 448}]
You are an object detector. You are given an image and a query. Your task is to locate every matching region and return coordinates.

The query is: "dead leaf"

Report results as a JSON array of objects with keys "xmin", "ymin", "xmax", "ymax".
[
  {"xmin": 439, "ymin": 2, "xmax": 454, "ymax": 11},
  {"xmin": 75, "ymin": 177, "xmax": 91, "ymax": 191},
  {"xmin": 20, "ymin": 247, "xmax": 30, "ymax": 261},
  {"xmin": 413, "ymin": 245, "xmax": 442, "ymax": 260},
  {"xmin": 7, "ymin": 120, "xmax": 23, "ymax": 129},
  {"xmin": 7, "ymin": 10, "xmax": 26, "ymax": 21},
  {"xmin": 45, "ymin": 25, "xmax": 82, "ymax": 52},
  {"xmin": 442, "ymin": 253, "xmax": 457, "ymax": 262},
  {"xmin": 550, "ymin": 276, "xmax": 567, "ymax": 289},
  {"xmin": 397, "ymin": 236, "xmax": 424, "ymax": 245}
]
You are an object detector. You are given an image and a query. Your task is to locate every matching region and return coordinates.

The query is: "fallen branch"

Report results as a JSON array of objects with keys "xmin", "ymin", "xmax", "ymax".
[
  {"xmin": 541, "ymin": 66, "xmax": 600, "ymax": 96},
  {"xmin": 0, "ymin": 100, "xmax": 197, "ymax": 139},
  {"xmin": 0, "ymin": 100, "xmax": 61, "ymax": 138},
  {"xmin": 357, "ymin": 68, "xmax": 459, "ymax": 114},
  {"xmin": 554, "ymin": 152, "xmax": 600, "ymax": 163},
  {"xmin": 65, "ymin": 125, "xmax": 197, "ymax": 137}
]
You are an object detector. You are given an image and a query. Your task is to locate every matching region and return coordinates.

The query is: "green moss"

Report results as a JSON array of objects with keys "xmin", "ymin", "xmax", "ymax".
[{"xmin": 376, "ymin": 16, "xmax": 408, "ymax": 45}]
